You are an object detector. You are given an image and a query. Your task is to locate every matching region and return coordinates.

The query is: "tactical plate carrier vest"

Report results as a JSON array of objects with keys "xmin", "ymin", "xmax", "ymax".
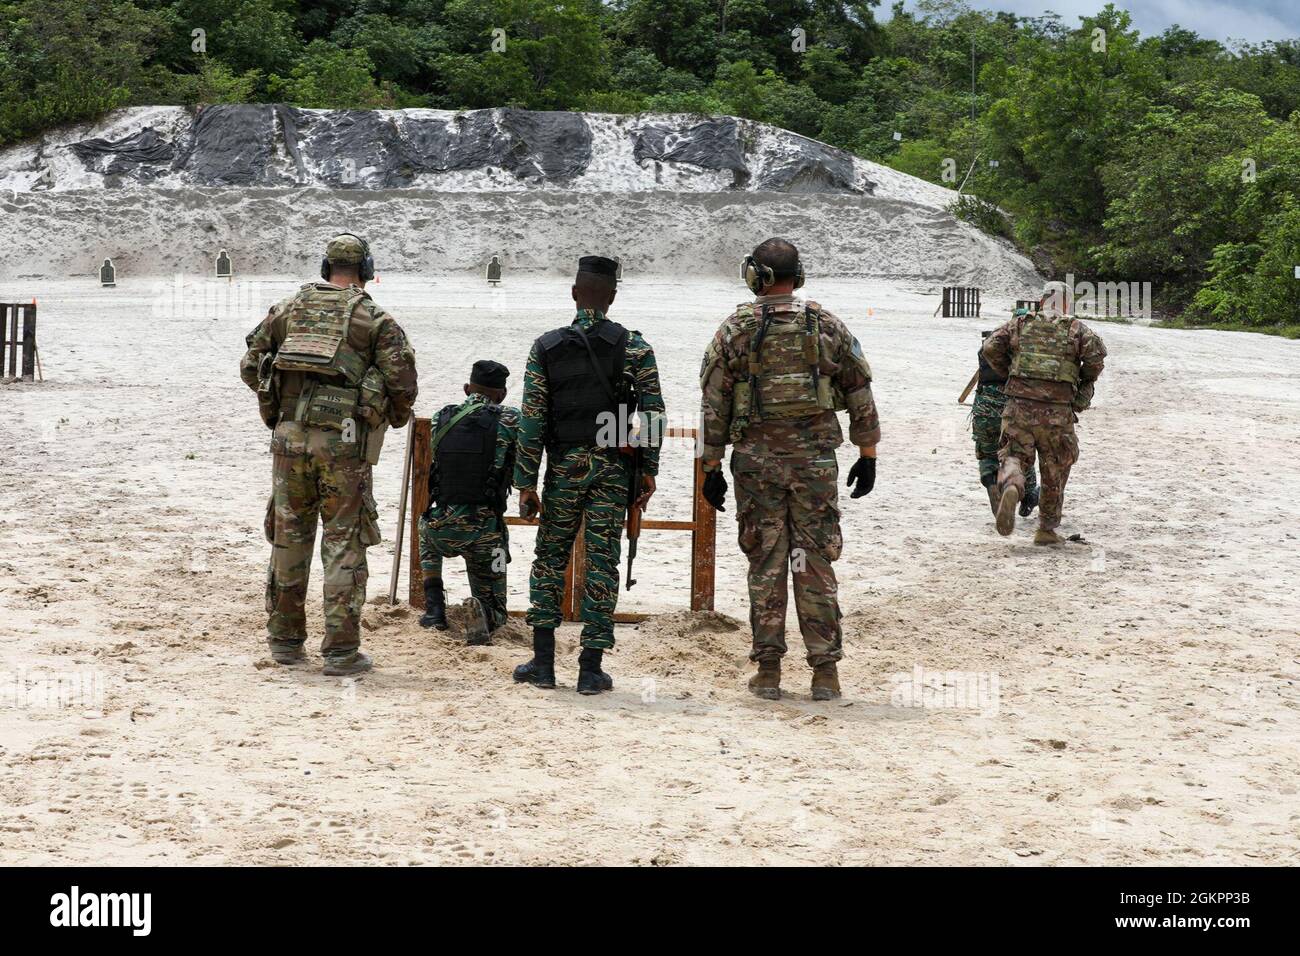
[
  {"xmin": 537, "ymin": 320, "xmax": 629, "ymax": 453},
  {"xmin": 272, "ymin": 284, "xmax": 386, "ymax": 438},
  {"xmin": 434, "ymin": 403, "xmax": 502, "ymax": 509},
  {"xmin": 731, "ymin": 302, "xmax": 839, "ymax": 434},
  {"xmin": 1010, "ymin": 313, "xmax": 1079, "ymax": 391}
]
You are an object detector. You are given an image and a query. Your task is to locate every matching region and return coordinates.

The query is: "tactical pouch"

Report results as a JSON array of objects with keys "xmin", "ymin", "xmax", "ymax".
[
  {"xmin": 359, "ymin": 490, "xmax": 382, "ymax": 547},
  {"xmin": 275, "ymin": 331, "xmax": 345, "ymax": 375},
  {"xmin": 731, "ymin": 380, "xmax": 752, "ymax": 415},
  {"xmin": 257, "ymin": 353, "xmax": 280, "ymax": 429},
  {"xmin": 816, "ymin": 376, "xmax": 840, "ymax": 411},
  {"xmin": 363, "ymin": 420, "xmax": 388, "ymax": 465},
  {"xmin": 304, "ymin": 383, "xmax": 360, "ymax": 431}
]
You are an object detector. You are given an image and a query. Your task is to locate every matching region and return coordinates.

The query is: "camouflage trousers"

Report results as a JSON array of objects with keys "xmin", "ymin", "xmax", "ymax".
[
  {"xmin": 973, "ymin": 385, "xmax": 1037, "ymax": 494},
  {"xmin": 997, "ymin": 398, "xmax": 1079, "ymax": 531},
  {"xmin": 419, "ymin": 507, "xmax": 510, "ymax": 632},
  {"xmin": 527, "ymin": 447, "xmax": 630, "ymax": 649},
  {"xmin": 264, "ymin": 422, "xmax": 381, "ymax": 662},
  {"xmin": 731, "ymin": 450, "xmax": 843, "ymax": 666}
]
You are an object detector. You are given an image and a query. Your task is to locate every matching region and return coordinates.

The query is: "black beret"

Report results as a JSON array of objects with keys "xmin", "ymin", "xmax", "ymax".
[
  {"xmin": 470, "ymin": 360, "xmax": 509, "ymax": 389},
  {"xmin": 577, "ymin": 255, "xmax": 619, "ymax": 278}
]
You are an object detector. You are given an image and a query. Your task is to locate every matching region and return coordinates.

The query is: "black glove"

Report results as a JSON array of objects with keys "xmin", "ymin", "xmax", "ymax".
[
  {"xmin": 846, "ymin": 457, "xmax": 876, "ymax": 498},
  {"xmin": 702, "ymin": 469, "xmax": 728, "ymax": 511}
]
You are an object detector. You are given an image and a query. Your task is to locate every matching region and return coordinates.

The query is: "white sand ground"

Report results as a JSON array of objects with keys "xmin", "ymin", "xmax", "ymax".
[{"xmin": 0, "ymin": 273, "xmax": 1297, "ymax": 865}]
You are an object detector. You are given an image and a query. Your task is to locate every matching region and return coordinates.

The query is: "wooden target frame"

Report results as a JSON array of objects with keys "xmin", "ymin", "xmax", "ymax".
[{"xmin": 406, "ymin": 421, "xmax": 715, "ymax": 623}]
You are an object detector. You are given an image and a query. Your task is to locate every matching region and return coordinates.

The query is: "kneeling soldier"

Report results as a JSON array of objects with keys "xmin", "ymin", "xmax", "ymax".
[{"xmin": 418, "ymin": 360, "xmax": 519, "ymax": 642}]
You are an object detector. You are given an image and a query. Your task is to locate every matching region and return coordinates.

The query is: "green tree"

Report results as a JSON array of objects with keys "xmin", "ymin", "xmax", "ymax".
[
  {"xmin": 434, "ymin": 0, "xmax": 607, "ymax": 109},
  {"xmin": 0, "ymin": 0, "xmax": 165, "ymax": 144},
  {"xmin": 1093, "ymin": 85, "xmax": 1274, "ymax": 299},
  {"xmin": 266, "ymin": 39, "xmax": 392, "ymax": 108}
]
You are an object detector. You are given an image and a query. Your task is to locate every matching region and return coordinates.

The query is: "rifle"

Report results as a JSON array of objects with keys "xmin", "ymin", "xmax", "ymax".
[
  {"xmin": 957, "ymin": 369, "xmax": 979, "ymax": 405},
  {"xmin": 623, "ymin": 372, "xmax": 644, "ymax": 590}
]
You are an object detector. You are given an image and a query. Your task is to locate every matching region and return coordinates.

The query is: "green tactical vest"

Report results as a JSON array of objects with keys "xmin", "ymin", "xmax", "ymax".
[
  {"xmin": 1010, "ymin": 312, "xmax": 1080, "ymax": 389},
  {"xmin": 273, "ymin": 283, "xmax": 376, "ymax": 432},
  {"xmin": 730, "ymin": 301, "xmax": 838, "ymax": 431}
]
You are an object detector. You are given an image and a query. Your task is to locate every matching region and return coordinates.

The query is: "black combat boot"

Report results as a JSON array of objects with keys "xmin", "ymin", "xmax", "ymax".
[
  {"xmin": 513, "ymin": 627, "xmax": 556, "ymax": 688},
  {"xmin": 1019, "ymin": 487, "xmax": 1040, "ymax": 517},
  {"xmin": 419, "ymin": 578, "xmax": 448, "ymax": 630},
  {"xmin": 576, "ymin": 646, "xmax": 614, "ymax": 696},
  {"xmin": 981, "ymin": 471, "xmax": 999, "ymax": 515}
]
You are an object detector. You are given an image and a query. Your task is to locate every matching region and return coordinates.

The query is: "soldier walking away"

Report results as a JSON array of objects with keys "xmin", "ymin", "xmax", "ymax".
[
  {"xmin": 417, "ymin": 360, "xmax": 520, "ymax": 644},
  {"xmin": 972, "ymin": 324, "xmax": 1038, "ymax": 516},
  {"xmin": 512, "ymin": 256, "xmax": 665, "ymax": 695},
  {"xmin": 699, "ymin": 238, "xmax": 880, "ymax": 702},
  {"xmin": 982, "ymin": 280, "xmax": 1106, "ymax": 545},
  {"xmin": 240, "ymin": 234, "xmax": 418, "ymax": 675}
]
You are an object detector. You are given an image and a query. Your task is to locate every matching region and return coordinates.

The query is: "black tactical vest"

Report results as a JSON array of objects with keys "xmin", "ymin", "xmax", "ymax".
[
  {"xmin": 537, "ymin": 320, "xmax": 628, "ymax": 451},
  {"xmin": 434, "ymin": 403, "xmax": 501, "ymax": 507},
  {"xmin": 977, "ymin": 350, "xmax": 1006, "ymax": 385}
]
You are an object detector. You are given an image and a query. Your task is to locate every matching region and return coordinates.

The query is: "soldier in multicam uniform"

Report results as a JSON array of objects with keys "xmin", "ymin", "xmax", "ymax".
[
  {"xmin": 982, "ymin": 280, "xmax": 1107, "ymax": 545},
  {"xmin": 972, "ymin": 323, "xmax": 1038, "ymax": 516},
  {"xmin": 511, "ymin": 256, "xmax": 664, "ymax": 695},
  {"xmin": 240, "ymin": 234, "xmax": 418, "ymax": 675},
  {"xmin": 417, "ymin": 360, "xmax": 519, "ymax": 643},
  {"xmin": 699, "ymin": 238, "xmax": 880, "ymax": 702}
]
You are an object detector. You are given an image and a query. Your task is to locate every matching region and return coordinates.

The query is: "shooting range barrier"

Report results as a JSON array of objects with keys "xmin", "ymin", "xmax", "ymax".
[
  {"xmin": 406, "ymin": 421, "xmax": 715, "ymax": 623},
  {"xmin": 1, "ymin": 302, "xmax": 38, "ymax": 382},
  {"xmin": 941, "ymin": 286, "xmax": 981, "ymax": 317}
]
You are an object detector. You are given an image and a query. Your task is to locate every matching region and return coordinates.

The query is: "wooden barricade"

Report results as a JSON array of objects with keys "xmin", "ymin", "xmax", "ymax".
[
  {"xmin": 1, "ymin": 302, "xmax": 37, "ymax": 382},
  {"xmin": 941, "ymin": 286, "xmax": 982, "ymax": 318},
  {"xmin": 406, "ymin": 422, "xmax": 715, "ymax": 624}
]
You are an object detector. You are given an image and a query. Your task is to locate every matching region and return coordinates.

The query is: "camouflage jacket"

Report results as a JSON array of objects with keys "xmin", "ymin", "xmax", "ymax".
[
  {"xmin": 981, "ymin": 311, "xmax": 1106, "ymax": 408},
  {"xmin": 426, "ymin": 394, "xmax": 521, "ymax": 529},
  {"xmin": 513, "ymin": 309, "xmax": 665, "ymax": 490},
  {"xmin": 699, "ymin": 293, "xmax": 880, "ymax": 460},
  {"xmin": 239, "ymin": 281, "xmax": 419, "ymax": 428}
]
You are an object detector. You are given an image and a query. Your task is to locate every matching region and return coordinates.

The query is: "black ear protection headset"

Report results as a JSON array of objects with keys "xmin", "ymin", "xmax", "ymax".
[
  {"xmin": 740, "ymin": 253, "xmax": 805, "ymax": 294},
  {"xmin": 320, "ymin": 233, "xmax": 375, "ymax": 283}
]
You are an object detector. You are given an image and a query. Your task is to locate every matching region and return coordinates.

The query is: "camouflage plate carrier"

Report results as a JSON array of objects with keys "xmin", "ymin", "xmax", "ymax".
[
  {"xmin": 270, "ymin": 283, "xmax": 390, "ymax": 464},
  {"xmin": 1010, "ymin": 312, "xmax": 1080, "ymax": 393},
  {"xmin": 728, "ymin": 301, "xmax": 848, "ymax": 442}
]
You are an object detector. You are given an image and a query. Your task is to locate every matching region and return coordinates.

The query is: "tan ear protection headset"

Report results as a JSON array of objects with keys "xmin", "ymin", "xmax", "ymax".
[
  {"xmin": 740, "ymin": 253, "xmax": 805, "ymax": 294},
  {"xmin": 321, "ymin": 233, "xmax": 375, "ymax": 283}
]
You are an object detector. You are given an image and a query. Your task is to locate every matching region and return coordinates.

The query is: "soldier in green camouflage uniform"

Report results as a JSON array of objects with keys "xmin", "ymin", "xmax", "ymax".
[
  {"xmin": 417, "ymin": 360, "xmax": 519, "ymax": 643},
  {"xmin": 982, "ymin": 281, "xmax": 1107, "ymax": 545},
  {"xmin": 240, "ymin": 234, "xmax": 418, "ymax": 674},
  {"xmin": 699, "ymin": 238, "xmax": 880, "ymax": 702},
  {"xmin": 972, "ymin": 323, "xmax": 1038, "ymax": 515},
  {"xmin": 512, "ymin": 256, "xmax": 664, "ymax": 695}
]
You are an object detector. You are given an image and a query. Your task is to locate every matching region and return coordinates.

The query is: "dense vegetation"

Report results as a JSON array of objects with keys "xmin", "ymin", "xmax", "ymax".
[{"xmin": 3, "ymin": 0, "xmax": 1299, "ymax": 329}]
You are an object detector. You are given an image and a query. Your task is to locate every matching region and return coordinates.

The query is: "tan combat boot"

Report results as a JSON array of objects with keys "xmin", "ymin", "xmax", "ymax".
[
  {"xmin": 1034, "ymin": 527, "xmax": 1066, "ymax": 546},
  {"xmin": 811, "ymin": 662, "xmax": 842, "ymax": 701},
  {"xmin": 747, "ymin": 659, "xmax": 781, "ymax": 700},
  {"xmin": 995, "ymin": 484, "xmax": 1020, "ymax": 536},
  {"xmin": 986, "ymin": 484, "xmax": 1000, "ymax": 515}
]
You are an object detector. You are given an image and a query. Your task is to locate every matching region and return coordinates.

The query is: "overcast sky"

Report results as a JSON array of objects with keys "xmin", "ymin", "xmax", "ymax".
[{"xmin": 879, "ymin": 1, "xmax": 1299, "ymax": 44}]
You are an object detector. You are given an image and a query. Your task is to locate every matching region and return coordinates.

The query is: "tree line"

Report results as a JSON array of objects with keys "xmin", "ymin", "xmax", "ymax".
[{"xmin": 3, "ymin": 0, "xmax": 1298, "ymax": 330}]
